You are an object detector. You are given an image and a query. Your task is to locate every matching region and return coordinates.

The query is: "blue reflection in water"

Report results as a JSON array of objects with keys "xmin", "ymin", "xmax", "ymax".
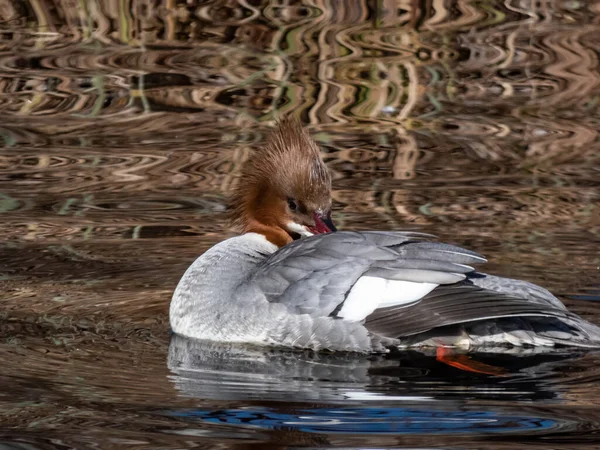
[{"xmin": 167, "ymin": 407, "xmax": 558, "ymax": 435}]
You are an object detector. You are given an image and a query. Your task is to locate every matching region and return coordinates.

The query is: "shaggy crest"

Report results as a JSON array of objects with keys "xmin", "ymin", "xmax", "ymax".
[{"xmin": 231, "ymin": 118, "xmax": 332, "ymax": 240}]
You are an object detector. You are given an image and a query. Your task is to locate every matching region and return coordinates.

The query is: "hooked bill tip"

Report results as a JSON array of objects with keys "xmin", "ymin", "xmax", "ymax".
[{"xmin": 310, "ymin": 212, "xmax": 337, "ymax": 234}]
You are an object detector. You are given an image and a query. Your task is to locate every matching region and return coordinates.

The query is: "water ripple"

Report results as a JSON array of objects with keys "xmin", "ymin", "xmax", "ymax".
[{"xmin": 1, "ymin": 0, "xmax": 600, "ymax": 448}]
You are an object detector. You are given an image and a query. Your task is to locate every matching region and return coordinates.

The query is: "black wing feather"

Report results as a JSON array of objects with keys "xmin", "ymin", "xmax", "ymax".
[{"xmin": 364, "ymin": 283, "xmax": 569, "ymax": 338}]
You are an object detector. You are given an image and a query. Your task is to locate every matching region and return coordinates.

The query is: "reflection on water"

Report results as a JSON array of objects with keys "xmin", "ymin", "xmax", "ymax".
[
  {"xmin": 1, "ymin": 0, "xmax": 600, "ymax": 448},
  {"xmin": 167, "ymin": 336, "xmax": 579, "ymax": 404}
]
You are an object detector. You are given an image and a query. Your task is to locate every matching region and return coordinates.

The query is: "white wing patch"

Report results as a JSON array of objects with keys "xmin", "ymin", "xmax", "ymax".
[{"xmin": 337, "ymin": 276, "xmax": 438, "ymax": 322}]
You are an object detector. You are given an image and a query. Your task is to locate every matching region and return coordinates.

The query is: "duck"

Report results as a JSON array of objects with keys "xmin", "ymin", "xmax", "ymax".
[{"xmin": 170, "ymin": 119, "xmax": 600, "ymax": 353}]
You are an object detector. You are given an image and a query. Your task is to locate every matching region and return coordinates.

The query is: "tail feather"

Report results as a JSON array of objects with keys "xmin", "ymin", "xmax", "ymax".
[{"xmin": 397, "ymin": 316, "xmax": 600, "ymax": 349}]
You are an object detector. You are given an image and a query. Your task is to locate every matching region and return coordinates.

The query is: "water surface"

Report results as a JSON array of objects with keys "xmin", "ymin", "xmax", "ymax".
[{"xmin": 1, "ymin": 0, "xmax": 599, "ymax": 448}]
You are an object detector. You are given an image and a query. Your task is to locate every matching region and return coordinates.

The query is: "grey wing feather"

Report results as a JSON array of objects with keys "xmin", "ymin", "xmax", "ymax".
[
  {"xmin": 390, "ymin": 241, "xmax": 487, "ymax": 264},
  {"xmin": 364, "ymin": 283, "xmax": 570, "ymax": 338},
  {"xmin": 248, "ymin": 231, "xmax": 487, "ymax": 317},
  {"xmin": 364, "ymin": 268, "xmax": 467, "ymax": 284},
  {"xmin": 468, "ymin": 273, "xmax": 566, "ymax": 310}
]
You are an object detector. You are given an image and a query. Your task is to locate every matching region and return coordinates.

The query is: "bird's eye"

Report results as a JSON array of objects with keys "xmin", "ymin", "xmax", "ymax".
[{"xmin": 287, "ymin": 198, "xmax": 298, "ymax": 211}]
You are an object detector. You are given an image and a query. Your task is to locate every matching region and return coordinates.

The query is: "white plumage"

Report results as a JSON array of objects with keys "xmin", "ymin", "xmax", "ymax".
[{"xmin": 338, "ymin": 277, "xmax": 438, "ymax": 321}]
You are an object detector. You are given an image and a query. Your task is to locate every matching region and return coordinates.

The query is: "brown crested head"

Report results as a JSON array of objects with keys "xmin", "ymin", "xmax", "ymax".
[{"xmin": 231, "ymin": 118, "xmax": 336, "ymax": 247}]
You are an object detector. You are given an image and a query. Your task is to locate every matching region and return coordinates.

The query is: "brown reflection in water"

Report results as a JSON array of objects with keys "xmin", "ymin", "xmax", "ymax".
[{"xmin": 0, "ymin": 0, "xmax": 599, "ymax": 448}]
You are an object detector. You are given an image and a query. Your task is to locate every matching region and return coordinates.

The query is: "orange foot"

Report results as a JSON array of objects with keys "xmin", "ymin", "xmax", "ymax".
[{"xmin": 436, "ymin": 347, "xmax": 507, "ymax": 376}]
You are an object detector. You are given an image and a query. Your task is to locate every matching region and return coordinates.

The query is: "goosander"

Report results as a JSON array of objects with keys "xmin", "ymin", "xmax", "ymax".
[{"xmin": 170, "ymin": 119, "xmax": 600, "ymax": 353}]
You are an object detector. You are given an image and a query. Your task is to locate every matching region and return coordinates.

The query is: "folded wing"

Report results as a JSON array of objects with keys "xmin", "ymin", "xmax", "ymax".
[{"xmin": 245, "ymin": 231, "xmax": 595, "ymax": 344}]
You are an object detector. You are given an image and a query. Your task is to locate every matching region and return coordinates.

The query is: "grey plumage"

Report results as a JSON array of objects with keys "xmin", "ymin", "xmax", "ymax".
[
  {"xmin": 250, "ymin": 231, "xmax": 482, "ymax": 317},
  {"xmin": 468, "ymin": 273, "xmax": 567, "ymax": 310},
  {"xmin": 170, "ymin": 231, "xmax": 600, "ymax": 352},
  {"xmin": 246, "ymin": 231, "xmax": 600, "ymax": 348}
]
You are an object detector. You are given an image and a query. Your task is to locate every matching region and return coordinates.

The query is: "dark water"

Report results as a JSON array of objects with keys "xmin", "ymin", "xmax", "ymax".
[{"xmin": 1, "ymin": 0, "xmax": 600, "ymax": 448}]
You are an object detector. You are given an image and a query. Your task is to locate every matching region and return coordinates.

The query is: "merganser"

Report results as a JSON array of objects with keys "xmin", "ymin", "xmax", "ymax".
[{"xmin": 170, "ymin": 119, "xmax": 600, "ymax": 353}]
